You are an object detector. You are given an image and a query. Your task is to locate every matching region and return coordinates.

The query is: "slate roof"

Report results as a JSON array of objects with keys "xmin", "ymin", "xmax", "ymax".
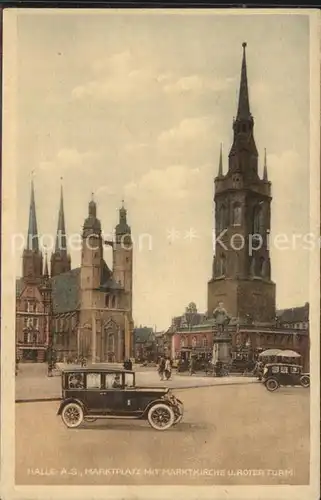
[
  {"xmin": 99, "ymin": 259, "xmax": 123, "ymax": 291},
  {"xmin": 276, "ymin": 303, "xmax": 309, "ymax": 324},
  {"xmin": 51, "ymin": 268, "xmax": 81, "ymax": 314},
  {"xmin": 134, "ymin": 327, "xmax": 155, "ymax": 343}
]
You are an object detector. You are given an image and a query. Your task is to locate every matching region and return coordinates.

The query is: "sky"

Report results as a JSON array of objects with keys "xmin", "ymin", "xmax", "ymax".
[{"xmin": 12, "ymin": 10, "xmax": 312, "ymax": 330}]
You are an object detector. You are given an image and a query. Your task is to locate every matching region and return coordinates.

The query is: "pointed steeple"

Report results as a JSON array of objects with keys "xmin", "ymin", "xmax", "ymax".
[
  {"xmin": 263, "ymin": 148, "xmax": 268, "ymax": 181},
  {"xmin": 55, "ymin": 181, "xmax": 67, "ymax": 254},
  {"xmin": 22, "ymin": 175, "xmax": 43, "ymax": 280},
  {"xmin": 229, "ymin": 43, "xmax": 258, "ymax": 177},
  {"xmin": 237, "ymin": 42, "xmax": 251, "ymax": 120},
  {"xmin": 218, "ymin": 144, "xmax": 223, "ymax": 176},
  {"xmin": 88, "ymin": 192, "xmax": 97, "ymax": 218},
  {"xmin": 27, "ymin": 179, "xmax": 39, "ymax": 251},
  {"xmin": 51, "ymin": 180, "xmax": 71, "ymax": 277},
  {"xmin": 43, "ymin": 249, "xmax": 49, "ymax": 278}
]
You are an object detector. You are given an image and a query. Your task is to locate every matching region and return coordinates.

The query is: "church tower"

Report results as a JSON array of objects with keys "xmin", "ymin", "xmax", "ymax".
[
  {"xmin": 51, "ymin": 183, "xmax": 71, "ymax": 277},
  {"xmin": 207, "ymin": 43, "xmax": 276, "ymax": 323},
  {"xmin": 80, "ymin": 195, "xmax": 104, "ymax": 306},
  {"xmin": 113, "ymin": 201, "xmax": 133, "ymax": 313},
  {"xmin": 22, "ymin": 179, "xmax": 43, "ymax": 281},
  {"xmin": 79, "ymin": 195, "xmax": 104, "ymax": 356}
]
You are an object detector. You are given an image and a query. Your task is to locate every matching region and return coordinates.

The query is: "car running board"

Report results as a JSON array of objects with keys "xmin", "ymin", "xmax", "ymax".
[{"xmin": 84, "ymin": 415, "xmax": 141, "ymax": 420}]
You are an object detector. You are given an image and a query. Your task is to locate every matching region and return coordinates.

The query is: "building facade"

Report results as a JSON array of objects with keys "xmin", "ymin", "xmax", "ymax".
[{"xmin": 16, "ymin": 182, "xmax": 134, "ymax": 362}]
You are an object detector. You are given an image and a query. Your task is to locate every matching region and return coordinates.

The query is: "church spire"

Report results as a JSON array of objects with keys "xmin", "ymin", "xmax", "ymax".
[
  {"xmin": 50, "ymin": 180, "xmax": 71, "ymax": 277},
  {"xmin": 43, "ymin": 249, "xmax": 49, "ymax": 278},
  {"xmin": 55, "ymin": 181, "xmax": 67, "ymax": 254},
  {"xmin": 27, "ymin": 179, "xmax": 39, "ymax": 251},
  {"xmin": 236, "ymin": 42, "xmax": 251, "ymax": 120},
  {"xmin": 229, "ymin": 43, "xmax": 258, "ymax": 175},
  {"xmin": 22, "ymin": 174, "xmax": 43, "ymax": 280},
  {"xmin": 263, "ymin": 148, "xmax": 268, "ymax": 181},
  {"xmin": 218, "ymin": 144, "xmax": 223, "ymax": 176}
]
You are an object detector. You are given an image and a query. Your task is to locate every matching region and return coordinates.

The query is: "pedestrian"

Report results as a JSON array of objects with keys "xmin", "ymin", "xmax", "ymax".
[
  {"xmin": 189, "ymin": 356, "xmax": 195, "ymax": 376},
  {"xmin": 158, "ymin": 357, "xmax": 165, "ymax": 380},
  {"xmin": 164, "ymin": 357, "xmax": 172, "ymax": 380}
]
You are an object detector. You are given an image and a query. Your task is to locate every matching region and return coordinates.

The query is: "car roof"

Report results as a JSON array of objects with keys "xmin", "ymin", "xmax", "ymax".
[{"xmin": 61, "ymin": 366, "xmax": 134, "ymax": 375}]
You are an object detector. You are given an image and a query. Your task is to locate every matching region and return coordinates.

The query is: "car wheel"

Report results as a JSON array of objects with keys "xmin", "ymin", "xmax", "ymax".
[
  {"xmin": 61, "ymin": 402, "xmax": 84, "ymax": 428},
  {"xmin": 173, "ymin": 403, "xmax": 184, "ymax": 425},
  {"xmin": 147, "ymin": 403, "xmax": 175, "ymax": 431},
  {"xmin": 265, "ymin": 378, "xmax": 279, "ymax": 392},
  {"xmin": 300, "ymin": 375, "xmax": 310, "ymax": 388}
]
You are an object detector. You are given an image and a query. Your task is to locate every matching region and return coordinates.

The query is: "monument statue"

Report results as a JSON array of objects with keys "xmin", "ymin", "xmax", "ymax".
[{"xmin": 213, "ymin": 301, "xmax": 231, "ymax": 333}]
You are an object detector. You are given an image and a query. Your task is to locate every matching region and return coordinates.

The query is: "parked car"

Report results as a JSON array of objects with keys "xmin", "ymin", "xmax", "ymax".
[
  {"xmin": 262, "ymin": 363, "xmax": 310, "ymax": 392},
  {"xmin": 57, "ymin": 367, "xmax": 184, "ymax": 431}
]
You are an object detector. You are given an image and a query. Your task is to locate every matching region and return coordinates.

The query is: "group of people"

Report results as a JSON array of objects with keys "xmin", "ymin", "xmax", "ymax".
[{"xmin": 157, "ymin": 357, "xmax": 172, "ymax": 380}]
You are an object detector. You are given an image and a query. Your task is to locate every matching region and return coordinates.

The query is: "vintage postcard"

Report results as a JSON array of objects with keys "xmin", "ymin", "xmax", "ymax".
[{"xmin": 1, "ymin": 7, "xmax": 320, "ymax": 500}]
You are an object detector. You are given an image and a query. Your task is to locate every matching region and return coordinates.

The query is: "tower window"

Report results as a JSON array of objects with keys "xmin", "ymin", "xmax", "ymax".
[
  {"xmin": 260, "ymin": 257, "xmax": 267, "ymax": 277},
  {"xmin": 219, "ymin": 254, "xmax": 226, "ymax": 276},
  {"xmin": 232, "ymin": 203, "xmax": 242, "ymax": 226},
  {"xmin": 253, "ymin": 205, "xmax": 264, "ymax": 235},
  {"xmin": 217, "ymin": 204, "xmax": 227, "ymax": 232},
  {"xmin": 105, "ymin": 294, "xmax": 110, "ymax": 308},
  {"xmin": 111, "ymin": 296, "xmax": 116, "ymax": 308},
  {"xmin": 250, "ymin": 256, "xmax": 256, "ymax": 276}
]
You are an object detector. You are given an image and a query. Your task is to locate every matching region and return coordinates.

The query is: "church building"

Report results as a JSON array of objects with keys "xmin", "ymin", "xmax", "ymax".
[{"xmin": 16, "ymin": 182, "xmax": 134, "ymax": 363}]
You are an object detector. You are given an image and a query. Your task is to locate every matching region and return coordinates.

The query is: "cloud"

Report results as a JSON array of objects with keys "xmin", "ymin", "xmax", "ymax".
[
  {"xmin": 158, "ymin": 116, "xmax": 216, "ymax": 148},
  {"xmin": 164, "ymin": 75, "xmax": 235, "ymax": 94},
  {"xmin": 72, "ymin": 50, "xmax": 170, "ymax": 102},
  {"xmin": 124, "ymin": 164, "xmax": 202, "ymax": 201},
  {"xmin": 268, "ymin": 149, "xmax": 309, "ymax": 232},
  {"xmin": 94, "ymin": 185, "xmax": 115, "ymax": 197},
  {"xmin": 72, "ymin": 49, "xmax": 234, "ymax": 103},
  {"xmin": 39, "ymin": 148, "xmax": 100, "ymax": 172}
]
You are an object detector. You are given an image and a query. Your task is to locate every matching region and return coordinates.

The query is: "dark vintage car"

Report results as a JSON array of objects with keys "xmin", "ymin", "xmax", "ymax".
[
  {"xmin": 262, "ymin": 363, "xmax": 310, "ymax": 391},
  {"xmin": 57, "ymin": 367, "xmax": 184, "ymax": 431}
]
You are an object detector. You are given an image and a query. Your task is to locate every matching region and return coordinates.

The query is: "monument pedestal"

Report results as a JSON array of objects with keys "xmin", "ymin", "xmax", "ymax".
[{"xmin": 212, "ymin": 336, "xmax": 232, "ymax": 364}]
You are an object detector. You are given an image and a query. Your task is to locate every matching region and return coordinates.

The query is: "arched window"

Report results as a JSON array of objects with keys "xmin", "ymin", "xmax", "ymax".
[
  {"xmin": 111, "ymin": 296, "xmax": 116, "ymax": 308},
  {"xmin": 105, "ymin": 294, "xmax": 110, "ymax": 308},
  {"xmin": 232, "ymin": 202, "xmax": 242, "ymax": 226},
  {"xmin": 192, "ymin": 336, "xmax": 197, "ymax": 347},
  {"xmin": 107, "ymin": 333, "xmax": 115, "ymax": 353},
  {"xmin": 217, "ymin": 204, "xmax": 227, "ymax": 232},
  {"xmin": 250, "ymin": 256, "xmax": 256, "ymax": 276},
  {"xmin": 253, "ymin": 205, "xmax": 264, "ymax": 235},
  {"xmin": 220, "ymin": 254, "xmax": 226, "ymax": 276},
  {"xmin": 202, "ymin": 336, "xmax": 208, "ymax": 348},
  {"xmin": 259, "ymin": 257, "xmax": 265, "ymax": 277},
  {"xmin": 180, "ymin": 337, "xmax": 185, "ymax": 348}
]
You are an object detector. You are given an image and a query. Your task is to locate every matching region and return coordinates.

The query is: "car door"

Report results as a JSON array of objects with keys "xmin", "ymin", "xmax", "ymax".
[
  {"xmin": 103, "ymin": 373, "xmax": 125, "ymax": 414},
  {"xmin": 123, "ymin": 372, "xmax": 139, "ymax": 414},
  {"xmin": 82, "ymin": 372, "xmax": 105, "ymax": 414}
]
